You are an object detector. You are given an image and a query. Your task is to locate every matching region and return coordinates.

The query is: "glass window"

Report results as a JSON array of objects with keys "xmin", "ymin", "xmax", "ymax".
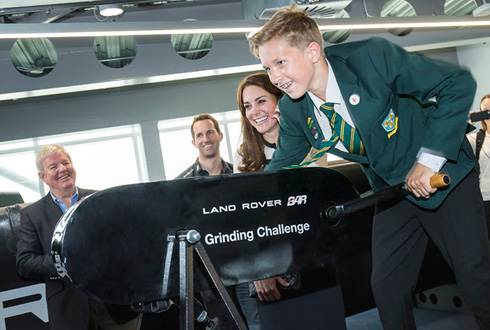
[
  {"xmin": 0, "ymin": 140, "xmax": 34, "ymax": 152},
  {"xmin": 160, "ymin": 128, "xmax": 197, "ymax": 180},
  {"xmin": 40, "ymin": 126, "xmax": 147, "ymax": 192},
  {"xmin": 227, "ymin": 120, "xmax": 243, "ymax": 153},
  {"xmin": 62, "ymin": 138, "xmax": 143, "ymax": 191},
  {"xmin": 218, "ymin": 124, "xmax": 232, "ymax": 164},
  {"xmin": 0, "ymin": 151, "xmax": 40, "ymax": 202},
  {"xmin": 0, "ymin": 125, "xmax": 147, "ymax": 203},
  {"xmin": 158, "ymin": 110, "xmax": 241, "ymax": 179},
  {"xmin": 39, "ymin": 126, "xmax": 133, "ymax": 145}
]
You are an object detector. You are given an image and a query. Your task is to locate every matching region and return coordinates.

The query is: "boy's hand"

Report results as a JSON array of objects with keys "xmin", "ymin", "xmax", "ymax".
[
  {"xmin": 406, "ymin": 163, "xmax": 437, "ymax": 198},
  {"xmin": 254, "ymin": 276, "xmax": 289, "ymax": 302}
]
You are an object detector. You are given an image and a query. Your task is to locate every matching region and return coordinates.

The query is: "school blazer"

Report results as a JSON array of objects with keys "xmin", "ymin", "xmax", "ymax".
[{"xmin": 267, "ymin": 37, "xmax": 476, "ymax": 209}]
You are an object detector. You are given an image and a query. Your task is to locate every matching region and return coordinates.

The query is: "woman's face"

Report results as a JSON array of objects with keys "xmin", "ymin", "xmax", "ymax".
[
  {"xmin": 242, "ymin": 85, "xmax": 279, "ymax": 135},
  {"xmin": 482, "ymin": 98, "xmax": 490, "ymax": 129}
]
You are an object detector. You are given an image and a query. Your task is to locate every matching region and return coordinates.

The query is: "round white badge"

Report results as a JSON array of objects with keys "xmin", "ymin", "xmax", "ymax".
[{"xmin": 349, "ymin": 94, "xmax": 360, "ymax": 106}]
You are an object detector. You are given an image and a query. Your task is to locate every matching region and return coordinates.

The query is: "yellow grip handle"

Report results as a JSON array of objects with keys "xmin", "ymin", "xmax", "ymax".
[{"xmin": 430, "ymin": 174, "xmax": 450, "ymax": 188}]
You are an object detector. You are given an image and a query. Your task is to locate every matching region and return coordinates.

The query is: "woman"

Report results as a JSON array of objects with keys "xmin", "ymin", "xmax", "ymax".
[
  {"xmin": 235, "ymin": 73, "xmax": 282, "ymax": 173},
  {"xmin": 233, "ymin": 73, "xmax": 287, "ymax": 330},
  {"xmin": 235, "ymin": 72, "xmax": 291, "ymax": 297},
  {"xmin": 235, "ymin": 73, "xmax": 327, "ymax": 173},
  {"xmin": 468, "ymin": 93, "xmax": 490, "ymax": 233},
  {"xmin": 234, "ymin": 73, "xmax": 329, "ymax": 329}
]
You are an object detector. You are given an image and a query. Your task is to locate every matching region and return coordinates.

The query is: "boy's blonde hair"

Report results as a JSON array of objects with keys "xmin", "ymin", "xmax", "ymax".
[{"xmin": 249, "ymin": 4, "xmax": 324, "ymax": 58}]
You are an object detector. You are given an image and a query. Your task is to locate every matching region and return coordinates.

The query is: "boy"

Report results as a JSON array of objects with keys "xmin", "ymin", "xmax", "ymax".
[{"xmin": 249, "ymin": 4, "xmax": 490, "ymax": 329}]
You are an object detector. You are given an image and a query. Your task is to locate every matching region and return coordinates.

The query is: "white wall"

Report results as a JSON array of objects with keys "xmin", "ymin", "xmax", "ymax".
[{"xmin": 457, "ymin": 42, "xmax": 490, "ymax": 112}]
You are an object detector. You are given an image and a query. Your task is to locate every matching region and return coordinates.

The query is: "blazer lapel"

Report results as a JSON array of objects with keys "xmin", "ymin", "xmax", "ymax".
[
  {"xmin": 326, "ymin": 55, "xmax": 369, "ymax": 142},
  {"xmin": 301, "ymin": 94, "xmax": 326, "ymax": 149},
  {"xmin": 38, "ymin": 194, "xmax": 63, "ymax": 252},
  {"xmin": 42, "ymin": 194, "xmax": 63, "ymax": 227}
]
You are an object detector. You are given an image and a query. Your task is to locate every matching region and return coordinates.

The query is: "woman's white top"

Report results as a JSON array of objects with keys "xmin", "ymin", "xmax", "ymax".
[
  {"xmin": 468, "ymin": 131, "xmax": 490, "ymax": 201},
  {"xmin": 233, "ymin": 144, "xmax": 275, "ymax": 173}
]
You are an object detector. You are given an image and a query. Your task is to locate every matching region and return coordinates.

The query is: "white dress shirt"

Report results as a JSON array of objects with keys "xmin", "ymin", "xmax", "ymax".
[{"xmin": 307, "ymin": 59, "xmax": 446, "ymax": 172}]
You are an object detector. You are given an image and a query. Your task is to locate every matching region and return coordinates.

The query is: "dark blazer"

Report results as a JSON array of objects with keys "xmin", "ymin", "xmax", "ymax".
[
  {"xmin": 267, "ymin": 37, "xmax": 476, "ymax": 209},
  {"xmin": 16, "ymin": 188, "xmax": 96, "ymax": 330}
]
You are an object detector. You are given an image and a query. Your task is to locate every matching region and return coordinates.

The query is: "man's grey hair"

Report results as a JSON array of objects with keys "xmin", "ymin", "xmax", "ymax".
[{"xmin": 36, "ymin": 144, "xmax": 72, "ymax": 175}]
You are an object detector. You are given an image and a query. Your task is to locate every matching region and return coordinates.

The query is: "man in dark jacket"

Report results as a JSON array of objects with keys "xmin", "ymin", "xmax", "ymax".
[
  {"xmin": 176, "ymin": 113, "xmax": 233, "ymax": 178},
  {"xmin": 16, "ymin": 144, "xmax": 137, "ymax": 330}
]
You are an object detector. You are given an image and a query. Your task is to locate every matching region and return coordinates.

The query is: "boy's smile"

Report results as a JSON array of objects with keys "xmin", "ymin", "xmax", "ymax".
[{"xmin": 258, "ymin": 37, "xmax": 319, "ymax": 100}]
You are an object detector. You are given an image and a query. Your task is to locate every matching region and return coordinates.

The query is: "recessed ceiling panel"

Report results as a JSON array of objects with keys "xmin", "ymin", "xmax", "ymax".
[
  {"xmin": 93, "ymin": 35, "xmax": 137, "ymax": 69},
  {"xmin": 381, "ymin": 0, "xmax": 417, "ymax": 36},
  {"xmin": 444, "ymin": 0, "xmax": 478, "ymax": 16},
  {"xmin": 322, "ymin": 10, "xmax": 351, "ymax": 44},
  {"xmin": 171, "ymin": 19, "xmax": 213, "ymax": 60},
  {"xmin": 10, "ymin": 38, "xmax": 58, "ymax": 77},
  {"xmin": 259, "ymin": 0, "xmax": 352, "ymax": 19}
]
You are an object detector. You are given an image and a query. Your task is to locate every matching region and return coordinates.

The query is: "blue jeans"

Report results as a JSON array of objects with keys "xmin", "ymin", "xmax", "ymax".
[{"xmin": 235, "ymin": 282, "xmax": 260, "ymax": 330}]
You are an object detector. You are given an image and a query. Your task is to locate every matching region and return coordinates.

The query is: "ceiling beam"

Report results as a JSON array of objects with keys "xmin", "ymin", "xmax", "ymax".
[
  {"xmin": 1, "ymin": 15, "xmax": 490, "ymax": 39},
  {"xmin": 2, "ymin": 0, "xmax": 132, "ymax": 10}
]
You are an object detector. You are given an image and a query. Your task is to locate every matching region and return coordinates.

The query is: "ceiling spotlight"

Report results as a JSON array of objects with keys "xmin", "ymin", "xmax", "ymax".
[
  {"xmin": 474, "ymin": 0, "xmax": 490, "ymax": 17},
  {"xmin": 99, "ymin": 4, "xmax": 124, "ymax": 17}
]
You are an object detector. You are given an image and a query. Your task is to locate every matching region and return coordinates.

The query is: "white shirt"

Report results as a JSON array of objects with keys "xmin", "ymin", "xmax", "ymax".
[
  {"xmin": 307, "ymin": 59, "xmax": 446, "ymax": 172},
  {"xmin": 468, "ymin": 131, "xmax": 490, "ymax": 201},
  {"xmin": 234, "ymin": 143, "xmax": 276, "ymax": 173},
  {"xmin": 308, "ymin": 62, "xmax": 351, "ymax": 154}
]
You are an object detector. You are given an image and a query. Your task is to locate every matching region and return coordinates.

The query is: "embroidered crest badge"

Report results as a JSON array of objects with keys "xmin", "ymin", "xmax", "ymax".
[
  {"xmin": 381, "ymin": 109, "xmax": 398, "ymax": 138},
  {"xmin": 382, "ymin": 109, "xmax": 396, "ymax": 132}
]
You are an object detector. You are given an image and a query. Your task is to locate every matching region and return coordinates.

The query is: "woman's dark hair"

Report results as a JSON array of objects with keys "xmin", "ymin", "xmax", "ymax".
[{"xmin": 236, "ymin": 73, "xmax": 283, "ymax": 172}]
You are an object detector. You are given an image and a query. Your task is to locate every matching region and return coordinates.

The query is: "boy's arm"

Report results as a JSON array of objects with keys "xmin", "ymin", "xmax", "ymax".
[
  {"xmin": 366, "ymin": 38, "xmax": 476, "ymax": 196},
  {"xmin": 366, "ymin": 37, "xmax": 476, "ymax": 163},
  {"xmin": 467, "ymin": 133, "xmax": 477, "ymax": 154},
  {"xmin": 265, "ymin": 101, "xmax": 312, "ymax": 171}
]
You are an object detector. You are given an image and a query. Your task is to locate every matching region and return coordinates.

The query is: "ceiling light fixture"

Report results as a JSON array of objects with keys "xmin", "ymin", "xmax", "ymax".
[
  {"xmin": 99, "ymin": 4, "xmax": 124, "ymax": 17},
  {"xmin": 1, "ymin": 16, "xmax": 490, "ymax": 39}
]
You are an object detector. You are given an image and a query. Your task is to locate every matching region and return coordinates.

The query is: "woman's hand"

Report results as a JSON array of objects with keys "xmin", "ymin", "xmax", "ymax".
[{"xmin": 254, "ymin": 276, "xmax": 290, "ymax": 302}]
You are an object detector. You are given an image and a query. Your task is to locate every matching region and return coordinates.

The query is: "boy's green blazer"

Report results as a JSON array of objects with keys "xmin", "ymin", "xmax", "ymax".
[{"xmin": 266, "ymin": 37, "xmax": 477, "ymax": 209}]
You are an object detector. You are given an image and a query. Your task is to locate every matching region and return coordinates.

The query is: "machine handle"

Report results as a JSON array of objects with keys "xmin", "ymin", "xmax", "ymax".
[
  {"xmin": 323, "ymin": 174, "xmax": 451, "ymax": 225},
  {"xmin": 404, "ymin": 174, "xmax": 450, "ymax": 192},
  {"xmin": 430, "ymin": 174, "xmax": 450, "ymax": 188}
]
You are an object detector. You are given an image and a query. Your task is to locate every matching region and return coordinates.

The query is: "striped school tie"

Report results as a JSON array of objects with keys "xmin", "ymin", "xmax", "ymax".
[
  {"xmin": 284, "ymin": 102, "xmax": 364, "ymax": 168},
  {"xmin": 320, "ymin": 102, "xmax": 364, "ymax": 155}
]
